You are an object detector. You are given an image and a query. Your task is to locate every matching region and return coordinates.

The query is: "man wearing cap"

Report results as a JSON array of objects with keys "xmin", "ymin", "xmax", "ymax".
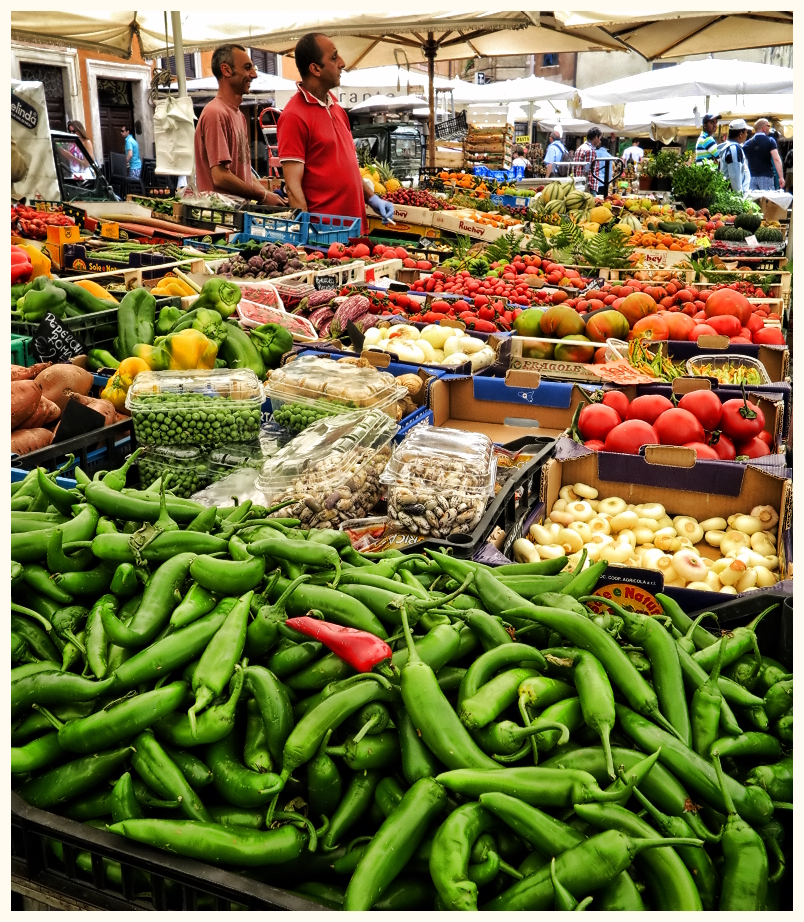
[
  {"xmin": 743, "ymin": 119, "xmax": 785, "ymax": 191},
  {"xmin": 695, "ymin": 113, "xmax": 720, "ymax": 162},
  {"xmin": 543, "ymin": 126, "xmax": 569, "ymax": 178},
  {"xmin": 719, "ymin": 119, "xmax": 751, "ymax": 194}
]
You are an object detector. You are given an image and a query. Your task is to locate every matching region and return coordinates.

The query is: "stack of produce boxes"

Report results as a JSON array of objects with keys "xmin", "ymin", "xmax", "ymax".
[{"xmin": 463, "ymin": 123, "xmax": 515, "ymax": 172}]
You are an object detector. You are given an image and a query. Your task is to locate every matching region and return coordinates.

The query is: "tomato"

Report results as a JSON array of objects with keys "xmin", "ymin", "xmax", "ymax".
[
  {"xmin": 663, "ymin": 312, "xmax": 696, "ymax": 341},
  {"xmin": 704, "ymin": 288, "xmax": 752, "ymax": 326},
  {"xmin": 654, "ymin": 408, "xmax": 705, "ymax": 446},
  {"xmin": 631, "ymin": 315, "xmax": 669, "ymax": 341},
  {"xmin": 720, "ymin": 396, "xmax": 765, "ymax": 442},
  {"xmin": 604, "ymin": 419, "xmax": 659, "ymax": 455},
  {"xmin": 708, "ymin": 431, "xmax": 736, "ymax": 461},
  {"xmin": 735, "ymin": 436, "xmax": 772, "ymax": 459},
  {"xmin": 626, "ymin": 394, "xmax": 674, "ymax": 425},
  {"xmin": 758, "ymin": 429, "xmax": 774, "ymax": 447},
  {"xmin": 705, "ymin": 314, "xmax": 742, "ymax": 337},
  {"xmin": 683, "ymin": 441, "xmax": 721, "ymax": 460},
  {"xmin": 678, "ymin": 389, "xmax": 723, "ymax": 431},
  {"xmin": 689, "ymin": 323, "xmax": 718, "ymax": 341},
  {"xmin": 578, "ymin": 404, "xmax": 622, "ymax": 442},
  {"xmin": 745, "ymin": 313, "xmax": 765, "ymax": 334},
  {"xmin": 752, "ymin": 327, "xmax": 786, "ymax": 346},
  {"xmin": 601, "ymin": 390, "xmax": 630, "ymax": 420}
]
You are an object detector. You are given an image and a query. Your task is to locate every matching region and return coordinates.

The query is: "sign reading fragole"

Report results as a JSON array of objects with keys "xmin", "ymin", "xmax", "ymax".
[
  {"xmin": 11, "ymin": 93, "xmax": 38, "ymax": 130},
  {"xmin": 31, "ymin": 313, "xmax": 86, "ymax": 363}
]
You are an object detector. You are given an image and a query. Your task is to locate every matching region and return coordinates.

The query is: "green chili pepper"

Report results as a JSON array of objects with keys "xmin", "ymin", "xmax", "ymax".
[
  {"xmin": 690, "ymin": 634, "xmax": 729, "ymax": 758},
  {"xmin": 131, "ymin": 731, "xmax": 212, "ymax": 822},
  {"xmin": 17, "ymin": 746, "xmax": 133, "ymax": 810},
  {"xmin": 162, "ymin": 745, "xmax": 214, "ymax": 790},
  {"xmin": 458, "ymin": 642, "xmax": 547, "ymax": 708},
  {"xmin": 11, "ymin": 731, "xmax": 64, "ymax": 775},
  {"xmin": 110, "ymin": 771, "xmax": 145, "ymax": 823},
  {"xmin": 244, "ymin": 665, "xmax": 294, "ymax": 769},
  {"xmin": 459, "ymin": 667, "xmax": 543, "ymax": 730},
  {"xmin": 11, "ymin": 670, "xmax": 115, "ymax": 719},
  {"xmin": 154, "ymin": 667, "xmax": 244, "ymax": 748},
  {"xmin": 744, "ymin": 755, "xmax": 793, "ymax": 803},
  {"xmin": 306, "ymin": 730, "xmax": 342, "ymax": 823},
  {"xmin": 243, "ymin": 698, "xmax": 273, "ymax": 774},
  {"xmin": 656, "ymin": 593, "xmax": 719, "ymax": 651},
  {"xmin": 326, "ymin": 730, "xmax": 400, "ymax": 772},
  {"xmin": 692, "ymin": 605, "xmax": 776, "ymax": 672},
  {"xmin": 764, "ymin": 678, "xmax": 793, "ymax": 722},
  {"xmin": 205, "ymin": 731, "xmax": 283, "ymax": 807},
  {"xmin": 322, "ymin": 769, "xmax": 382, "ymax": 851}
]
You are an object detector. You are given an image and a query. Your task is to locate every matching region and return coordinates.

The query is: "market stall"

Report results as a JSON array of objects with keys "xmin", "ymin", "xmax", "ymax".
[{"xmin": 9, "ymin": 13, "xmax": 793, "ymax": 915}]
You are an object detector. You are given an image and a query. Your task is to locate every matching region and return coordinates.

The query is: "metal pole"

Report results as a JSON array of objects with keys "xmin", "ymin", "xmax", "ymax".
[
  {"xmin": 527, "ymin": 102, "xmax": 534, "ymax": 144},
  {"xmin": 425, "ymin": 33, "xmax": 436, "ymax": 170},
  {"xmin": 170, "ymin": 12, "xmax": 187, "ymax": 97}
]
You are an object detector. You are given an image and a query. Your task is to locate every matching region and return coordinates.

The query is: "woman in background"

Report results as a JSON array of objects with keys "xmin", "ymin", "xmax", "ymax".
[{"xmin": 68, "ymin": 120, "xmax": 94, "ymax": 162}]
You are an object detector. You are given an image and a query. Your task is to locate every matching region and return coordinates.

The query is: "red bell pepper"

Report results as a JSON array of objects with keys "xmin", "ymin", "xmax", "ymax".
[
  {"xmin": 285, "ymin": 616, "xmax": 392, "ymax": 672},
  {"xmin": 11, "ymin": 245, "xmax": 32, "ymax": 284},
  {"xmin": 465, "ymin": 318, "xmax": 497, "ymax": 333}
]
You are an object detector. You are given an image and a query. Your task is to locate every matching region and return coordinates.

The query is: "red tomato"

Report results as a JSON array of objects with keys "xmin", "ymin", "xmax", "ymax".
[
  {"xmin": 626, "ymin": 394, "xmax": 674, "ymax": 425},
  {"xmin": 708, "ymin": 432, "xmax": 736, "ymax": 461},
  {"xmin": 601, "ymin": 390, "xmax": 630, "ymax": 420},
  {"xmin": 752, "ymin": 327, "xmax": 786, "ymax": 346},
  {"xmin": 683, "ymin": 441, "xmax": 721, "ymax": 460},
  {"xmin": 663, "ymin": 312, "xmax": 696, "ymax": 341},
  {"xmin": 654, "ymin": 408, "xmax": 705, "ymax": 446},
  {"xmin": 746, "ymin": 313, "xmax": 765, "ymax": 333},
  {"xmin": 735, "ymin": 436, "xmax": 772, "ymax": 459},
  {"xmin": 584, "ymin": 440, "xmax": 606, "ymax": 452},
  {"xmin": 678, "ymin": 390, "xmax": 723, "ymax": 431},
  {"xmin": 604, "ymin": 419, "xmax": 659, "ymax": 455},
  {"xmin": 758, "ymin": 429, "xmax": 774, "ymax": 447},
  {"xmin": 578, "ymin": 404, "xmax": 622, "ymax": 442},
  {"xmin": 689, "ymin": 323, "xmax": 718, "ymax": 341},
  {"xmin": 704, "ymin": 288, "xmax": 752, "ymax": 326},
  {"xmin": 720, "ymin": 396, "xmax": 765, "ymax": 442},
  {"xmin": 706, "ymin": 314, "xmax": 742, "ymax": 337}
]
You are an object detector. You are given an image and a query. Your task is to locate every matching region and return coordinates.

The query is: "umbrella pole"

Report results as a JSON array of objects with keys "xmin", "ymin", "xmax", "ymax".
[
  {"xmin": 424, "ymin": 32, "xmax": 436, "ymax": 169},
  {"xmin": 170, "ymin": 12, "xmax": 187, "ymax": 97}
]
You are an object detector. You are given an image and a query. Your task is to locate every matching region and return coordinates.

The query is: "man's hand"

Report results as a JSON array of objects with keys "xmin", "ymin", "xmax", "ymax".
[
  {"xmin": 263, "ymin": 189, "xmax": 287, "ymax": 206},
  {"xmin": 368, "ymin": 194, "xmax": 394, "ymax": 224}
]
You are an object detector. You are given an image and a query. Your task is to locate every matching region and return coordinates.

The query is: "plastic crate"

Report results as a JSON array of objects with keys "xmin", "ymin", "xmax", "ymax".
[
  {"xmin": 11, "ymin": 467, "xmax": 77, "ymax": 490},
  {"xmin": 179, "ymin": 202, "xmax": 245, "ymax": 232},
  {"xmin": 10, "ymin": 793, "xmax": 326, "ymax": 912},
  {"xmin": 11, "ymin": 335, "xmax": 33, "ymax": 367},
  {"xmin": 10, "ymin": 418, "xmax": 134, "ymax": 479},
  {"xmin": 307, "ymin": 213, "xmax": 362, "ymax": 247},
  {"xmin": 12, "ymin": 307, "xmax": 119, "ymax": 357},
  {"xmin": 435, "ymin": 111, "xmax": 468, "ymax": 140},
  {"xmin": 473, "ymin": 165, "xmax": 526, "ymax": 183}
]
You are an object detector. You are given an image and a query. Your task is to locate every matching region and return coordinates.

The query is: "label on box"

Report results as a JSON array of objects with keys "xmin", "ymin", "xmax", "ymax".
[
  {"xmin": 508, "ymin": 356, "xmax": 603, "ymax": 383},
  {"xmin": 314, "ymin": 273, "xmax": 339, "ymax": 291},
  {"xmin": 100, "ymin": 222, "xmax": 120, "ymax": 240},
  {"xmin": 587, "ymin": 580, "xmax": 664, "ymax": 617},
  {"xmin": 31, "ymin": 313, "xmax": 85, "ymax": 363}
]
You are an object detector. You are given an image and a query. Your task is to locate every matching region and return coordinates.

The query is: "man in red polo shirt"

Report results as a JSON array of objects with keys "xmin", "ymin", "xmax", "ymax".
[{"xmin": 278, "ymin": 33, "xmax": 394, "ymax": 231}]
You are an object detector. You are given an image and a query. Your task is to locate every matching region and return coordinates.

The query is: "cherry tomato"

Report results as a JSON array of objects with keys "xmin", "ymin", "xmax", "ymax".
[
  {"xmin": 578, "ymin": 404, "xmax": 622, "ymax": 442},
  {"xmin": 601, "ymin": 390, "xmax": 630, "ymax": 420},
  {"xmin": 735, "ymin": 436, "xmax": 772, "ymax": 459},
  {"xmin": 626, "ymin": 394, "xmax": 674, "ymax": 426},
  {"xmin": 604, "ymin": 419, "xmax": 659, "ymax": 455},
  {"xmin": 654, "ymin": 408, "xmax": 705, "ymax": 446},
  {"xmin": 678, "ymin": 390, "xmax": 723, "ymax": 432},
  {"xmin": 683, "ymin": 441, "xmax": 721, "ymax": 461}
]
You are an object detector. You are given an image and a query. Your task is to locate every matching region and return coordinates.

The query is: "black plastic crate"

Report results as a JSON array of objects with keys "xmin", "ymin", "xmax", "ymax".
[
  {"xmin": 434, "ymin": 111, "xmax": 468, "ymax": 140},
  {"xmin": 413, "ymin": 434, "xmax": 556, "ymax": 558},
  {"xmin": 11, "ymin": 418, "xmax": 134, "ymax": 479},
  {"xmin": 12, "ymin": 307, "xmax": 119, "ymax": 357},
  {"xmin": 11, "ymin": 792, "xmax": 327, "ymax": 911}
]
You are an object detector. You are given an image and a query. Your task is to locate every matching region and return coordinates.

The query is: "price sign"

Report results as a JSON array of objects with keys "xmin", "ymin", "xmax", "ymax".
[
  {"xmin": 31, "ymin": 313, "xmax": 86, "ymax": 363},
  {"xmin": 515, "ymin": 135, "xmax": 530, "ymax": 144},
  {"xmin": 745, "ymin": 235, "xmax": 759, "ymax": 247},
  {"xmin": 314, "ymin": 274, "xmax": 339, "ymax": 291}
]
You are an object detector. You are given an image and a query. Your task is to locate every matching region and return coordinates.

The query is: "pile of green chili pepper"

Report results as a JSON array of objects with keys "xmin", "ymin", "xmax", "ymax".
[{"xmin": 10, "ymin": 456, "xmax": 792, "ymax": 911}]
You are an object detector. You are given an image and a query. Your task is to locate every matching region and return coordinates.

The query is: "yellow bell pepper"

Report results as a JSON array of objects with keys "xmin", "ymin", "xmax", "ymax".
[
  {"xmin": 134, "ymin": 329, "xmax": 217, "ymax": 371},
  {"xmin": 18, "ymin": 244, "xmax": 51, "ymax": 279},
  {"xmin": 75, "ymin": 279, "xmax": 116, "ymax": 301},
  {"xmin": 100, "ymin": 357, "xmax": 150, "ymax": 412}
]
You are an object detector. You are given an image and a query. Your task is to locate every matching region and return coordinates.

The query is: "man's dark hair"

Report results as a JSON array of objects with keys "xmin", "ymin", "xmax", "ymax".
[
  {"xmin": 295, "ymin": 33, "xmax": 326, "ymax": 78},
  {"xmin": 121, "ymin": 125, "xmax": 131, "ymax": 135},
  {"xmin": 586, "ymin": 128, "xmax": 602, "ymax": 141},
  {"xmin": 632, "ymin": 138, "xmax": 640, "ymax": 145},
  {"xmin": 728, "ymin": 127, "xmax": 746, "ymax": 141},
  {"xmin": 211, "ymin": 43, "xmax": 248, "ymax": 80}
]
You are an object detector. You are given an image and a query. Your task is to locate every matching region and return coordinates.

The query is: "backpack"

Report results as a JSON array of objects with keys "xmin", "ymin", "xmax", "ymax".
[{"xmin": 550, "ymin": 141, "xmax": 570, "ymax": 177}]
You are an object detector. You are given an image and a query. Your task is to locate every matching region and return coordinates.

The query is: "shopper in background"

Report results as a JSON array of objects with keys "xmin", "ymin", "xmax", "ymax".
[
  {"xmin": 784, "ymin": 146, "xmax": 793, "ymax": 193},
  {"xmin": 573, "ymin": 127, "xmax": 602, "ymax": 185},
  {"xmin": 68, "ymin": 120, "xmax": 94, "ymax": 162},
  {"xmin": 512, "ymin": 145, "xmax": 530, "ymax": 175},
  {"xmin": 621, "ymin": 138, "xmax": 643, "ymax": 168},
  {"xmin": 543, "ymin": 126, "xmax": 569, "ymax": 178},
  {"xmin": 719, "ymin": 119, "xmax": 751, "ymax": 194},
  {"xmin": 194, "ymin": 44, "xmax": 286, "ymax": 205},
  {"xmin": 695, "ymin": 112, "xmax": 720, "ymax": 162},
  {"xmin": 278, "ymin": 33, "xmax": 393, "ymax": 230},
  {"xmin": 121, "ymin": 126, "xmax": 142, "ymax": 180},
  {"xmin": 744, "ymin": 118, "xmax": 785, "ymax": 191}
]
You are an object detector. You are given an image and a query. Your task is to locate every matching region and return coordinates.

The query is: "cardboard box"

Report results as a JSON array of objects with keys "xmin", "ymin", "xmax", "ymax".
[
  {"xmin": 508, "ymin": 336, "xmax": 606, "ymax": 384},
  {"xmin": 539, "ymin": 440, "xmax": 792, "ymax": 609},
  {"xmin": 368, "ymin": 217, "xmax": 439, "ymax": 239},
  {"xmin": 428, "ymin": 372, "xmax": 596, "ymax": 444},
  {"xmin": 757, "ymin": 196, "xmax": 789, "ymax": 223},
  {"xmin": 431, "ymin": 211, "xmax": 525, "ymax": 242},
  {"xmin": 628, "ymin": 247, "xmax": 696, "ymax": 268},
  {"xmin": 367, "ymin": 203, "xmax": 433, "ymax": 227}
]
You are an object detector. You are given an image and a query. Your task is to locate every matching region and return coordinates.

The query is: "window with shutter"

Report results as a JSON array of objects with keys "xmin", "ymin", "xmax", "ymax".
[
  {"xmin": 160, "ymin": 53, "xmax": 197, "ymax": 79},
  {"xmin": 250, "ymin": 49, "xmax": 277, "ymax": 75}
]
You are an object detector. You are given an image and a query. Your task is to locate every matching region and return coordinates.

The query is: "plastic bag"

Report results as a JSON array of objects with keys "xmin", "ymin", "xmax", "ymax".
[{"xmin": 153, "ymin": 95, "xmax": 195, "ymax": 176}]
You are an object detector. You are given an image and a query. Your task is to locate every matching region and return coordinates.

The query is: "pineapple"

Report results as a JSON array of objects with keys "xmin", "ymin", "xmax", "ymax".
[{"xmin": 374, "ymin": 161, "xmax": 399, "ymax": 194}]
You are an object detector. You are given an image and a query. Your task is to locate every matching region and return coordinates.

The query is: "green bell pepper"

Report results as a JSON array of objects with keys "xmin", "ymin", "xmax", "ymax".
[
  {"xmin": 250, "ymin": 323, "xmax": 293, "ymax": 369},
  {"xmin": 12, "ymin": 278, "xmax": 67, "ymax": 322},
  {"xmin": 156, "ymin": 306, "xmax": 183, "ymax": 337},
  {"xmin": 194, "ymin": 278, "xmax": 242, "ymax": 319},
  {"xmin": 114, "ymin": 288, "xmax": 156, "ymax": 360},
  {"xmin": 192, "ymin": 308, "xmax": 227, "ymax": 348}
]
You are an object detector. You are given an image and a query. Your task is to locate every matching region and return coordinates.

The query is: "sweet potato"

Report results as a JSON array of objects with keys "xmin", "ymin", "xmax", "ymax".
[
  {"xmin": 35, "ymin": 364, "xmax": 93, "ymax": 411},
  {"xmin": 62, "ymin": 391, "xmax": 116, "ymax": 427},
  {"xmin": 11, "ymin": 380, "xmax": 42, "ymax": 429},
  {"xmin": 19, "ymin": 396, "xmax": 61, "ymax": 430},
  {"xmin": 12, "ymin": 362, "xmax": 52, "ymax": 381},
  {"xmin": 11, "ymin": 428, "xmax": 54, "ymax": 456}
]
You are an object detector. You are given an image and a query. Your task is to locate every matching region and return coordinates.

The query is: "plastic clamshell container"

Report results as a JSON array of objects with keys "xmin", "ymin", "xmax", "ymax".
[
  {"xmin": 126, "ymin": 368, "xmax": 264, "ymax": 447},
  {"xmin": 236, "ymin": 299, "xmax": 318, "ymax": 342},
  {"xmin": 685, "ymin": 353, "xmax": 772, "ymax": 386},
  {"xmin": 137, "ymin": 445, "xmax": 213, "ymax": 499},
  {"xmin": 265, "ymin": 355, "xmax": 407, "ymax": 434},
  {"xmin": 256, "ymin": 409, "xmax": 398, "ymax": 528},
  {"xmin": 206, "ymin": 438, "xmax": 285, "ymax": 481},
  {"xmin": 381, "ymin": 427, "xmax": 497, "ymax": 538}
]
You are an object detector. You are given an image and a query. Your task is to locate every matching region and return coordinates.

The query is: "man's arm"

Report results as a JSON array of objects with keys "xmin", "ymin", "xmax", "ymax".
[
  {"xmin": 545, "ymin": 163, "xmax": 554, "ymax": 178},
  {"xmin": 282, "ymin": 161, "xmax": 308, "ymax": 212},
  {"xmin": 210, "ymin": 164, "xmax": 283, "ymax": 204},
  {"xmin": 771, "ymin": 149, "xmax": 786, "ymax": 188}
]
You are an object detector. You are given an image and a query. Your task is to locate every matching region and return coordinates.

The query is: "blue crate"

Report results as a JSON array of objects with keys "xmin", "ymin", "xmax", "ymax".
[
  {"xmin": 11, "ymin": 467, "xmax": 77, "ymax": 490},
  {"xmin": 472, "ymin": 165, "xmax": 525, "ymax": 182},
  {"xmin": 240, "ymin": 212, "xmax": 362, "ymax": 247},
  {"xmin": 489, "ymin": 193, "xmax": 532, "ymax": 209}
]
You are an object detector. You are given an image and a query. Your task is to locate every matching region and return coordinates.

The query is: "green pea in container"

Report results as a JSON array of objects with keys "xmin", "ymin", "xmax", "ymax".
[
  {"xmin": 126, "ymin": 368, "xmax": 264, "ymax": 448},
  {"xmin": 137, "ymin": 445, "xmax": 214, "ymax": 499}
]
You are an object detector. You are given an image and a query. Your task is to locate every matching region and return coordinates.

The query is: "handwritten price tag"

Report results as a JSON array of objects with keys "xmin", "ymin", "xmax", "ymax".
[{"xmin": 32, "ymin": 313, "xmax": 86, "ymax": 363}]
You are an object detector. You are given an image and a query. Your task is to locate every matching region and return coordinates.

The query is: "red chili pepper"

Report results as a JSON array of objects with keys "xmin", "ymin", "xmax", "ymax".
[
  {"xmin": 285, "ymin": 616, "xmax": 392, "ymax": 672},
  {"xmin": 465, "ymin": 318, "xmax": 498, "ymax": 333}
]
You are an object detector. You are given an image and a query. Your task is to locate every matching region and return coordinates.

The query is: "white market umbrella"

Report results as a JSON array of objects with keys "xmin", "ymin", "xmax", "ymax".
[
  {"xmin": 171, "ymin": 71, "xmax": 297, "ymax": 96},
  {"xmin": 452, "ymin": 75, "xmax": 575, "ymax": 104},
  {"xmin": 579, "ymin": 59, "xmax": 794, "ymax": 107},
  {"xmin": 350, "ymin": 94, "xmax": 427, "ymax": 114},
  {"xmin": 340, "ymin": 66, "xmax": 459, "ymax": 90}
]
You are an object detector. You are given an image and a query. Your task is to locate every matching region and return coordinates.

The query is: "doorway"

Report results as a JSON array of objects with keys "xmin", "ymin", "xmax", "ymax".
[
  {"xmin": 97, "ymin": 79, "xmax": 135, "ymax": 160},
  {"xmin": 19, "ymin": 61, "xmax": 66, "ymax": 131}
]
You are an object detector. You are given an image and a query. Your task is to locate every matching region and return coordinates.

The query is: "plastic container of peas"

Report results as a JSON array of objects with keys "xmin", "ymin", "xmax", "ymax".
[
  {"xmin": 136, "ymin": 446, "xmax": 214, "ymax": 499},
  {"xmin": 126, "ymin": 369, "xmax": 264, "ymax": 448}
]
